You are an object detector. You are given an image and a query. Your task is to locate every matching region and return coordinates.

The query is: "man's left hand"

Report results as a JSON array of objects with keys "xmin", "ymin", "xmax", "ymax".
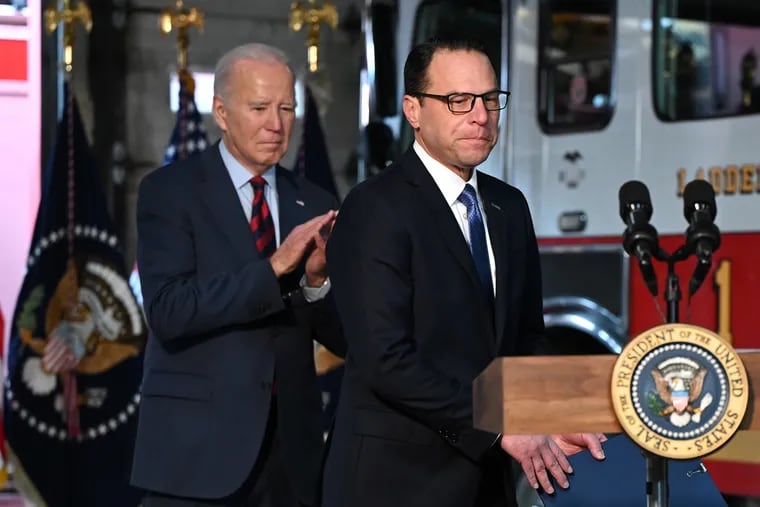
[{"xmin": 551, "ymin": 433, "xmax": 607, "ymax": 459}]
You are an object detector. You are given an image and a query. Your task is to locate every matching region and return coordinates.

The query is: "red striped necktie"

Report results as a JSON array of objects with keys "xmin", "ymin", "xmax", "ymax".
[{"xmin": 250, "ymin": 175, "xmax": 276, "ymax": 258}]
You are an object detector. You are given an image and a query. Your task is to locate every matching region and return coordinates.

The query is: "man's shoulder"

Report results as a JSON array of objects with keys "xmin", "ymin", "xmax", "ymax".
[
  {"xmin": 277, "ymin": 166, "xmax": 338, "ymax": 207},
  {"xmin": 353, "ymin": 158, "xmax": 409, "ymax": 193},
  {"xmin": 477, "ymin": 171, "xmax": 528, "ymax": 204},
  {"xmin": 140, "ymin": 149, "xmax": 210, "ymax": 191}
]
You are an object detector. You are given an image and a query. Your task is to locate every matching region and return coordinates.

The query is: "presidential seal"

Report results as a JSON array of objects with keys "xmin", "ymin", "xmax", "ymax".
[{"xmin": 611, "ymin": 323, "xmax": 749, "ymax": 459}]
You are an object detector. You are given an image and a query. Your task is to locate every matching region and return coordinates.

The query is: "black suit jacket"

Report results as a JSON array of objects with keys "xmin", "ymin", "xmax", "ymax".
[
  {"xmin": 322, "ymin": 148, "xmax": 544, "ymax": 507},
  {"xmin": 130, "ymin": 143, "xmax": 344, "ymax": 504}
]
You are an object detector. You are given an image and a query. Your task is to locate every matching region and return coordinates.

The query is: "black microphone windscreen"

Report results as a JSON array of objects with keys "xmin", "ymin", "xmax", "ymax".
[
  {"xmin": 618, "ymin": 180, "xmax": 652, "ymax": 221},
  {"xmin": 683, "ymin": 179, "xmax": 717, "ymax": 221}
]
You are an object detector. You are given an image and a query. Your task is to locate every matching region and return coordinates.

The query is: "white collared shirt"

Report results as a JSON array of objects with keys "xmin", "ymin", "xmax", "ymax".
[{"xmin": 413, "ymin": 141, "xmax": 496, "ymax": 295}]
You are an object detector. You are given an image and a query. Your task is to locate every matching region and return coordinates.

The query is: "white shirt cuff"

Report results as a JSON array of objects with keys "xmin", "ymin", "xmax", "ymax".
[{"xmin": 300, "ymin": 275, "xmax": 331, "ymax": 302}]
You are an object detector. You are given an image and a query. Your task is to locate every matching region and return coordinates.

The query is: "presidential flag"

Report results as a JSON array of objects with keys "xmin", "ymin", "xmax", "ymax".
[
  {"xmin": 294, "ymin": 84, "xmax": 343, "ymax": 433},
  {"xmin": 129, "ymin": 69, "xmax": 208, "ymax": 305},
  {"xmin": 3, "ymin": 84, "xmax": 145, "ymax": 506}
]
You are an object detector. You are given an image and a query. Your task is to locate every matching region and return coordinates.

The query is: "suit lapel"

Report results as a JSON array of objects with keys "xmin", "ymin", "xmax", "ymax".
[
  {"xmin": 478, "ymin": 173, "xmax": 511, "ymax": 348},
  {"xmin": 196, "ymin": 143, "xmax": 258, "ymax": 260},
  {"xmin": 403, "ymin": 151, "xmax": 482, "ymax": 292},
  {"xmin": 276, "ymin": 166, "xmax": 312, "ymax": 241}
]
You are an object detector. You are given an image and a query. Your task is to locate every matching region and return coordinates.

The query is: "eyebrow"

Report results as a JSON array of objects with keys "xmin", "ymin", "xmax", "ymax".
[
  {"xmin": 247, "ymin": 100, "xmax": 296, "ymax": 107},
  {"xmin": 444, "ymin": 89, "xmax": 501, "ymax": 95}
]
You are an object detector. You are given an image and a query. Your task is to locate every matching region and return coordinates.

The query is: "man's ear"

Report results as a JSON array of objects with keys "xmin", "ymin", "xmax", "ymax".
[
  {"xmin": 212, "ymin": 95, "xmax": 228, "ymax": 132},
  {"xmin": 402, "ymin": 94, "xmax": 421, "ymax": 130}
]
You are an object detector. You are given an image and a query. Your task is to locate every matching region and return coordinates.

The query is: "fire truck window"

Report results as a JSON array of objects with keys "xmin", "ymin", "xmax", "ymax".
[
  {"xmin": 654, "ymin": 0, "xmax": 760, "ymax": 120},
  {"xmin": 399, "ymin": 0, "xmax": 502, "ymax": 153},
  {"xmin": 538, "ymin": 0, "xmax": 615, "ymax": 133}
]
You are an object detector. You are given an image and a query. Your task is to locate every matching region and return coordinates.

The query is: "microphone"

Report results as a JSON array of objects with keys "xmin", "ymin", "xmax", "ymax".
[
  {"xmin": 683, "ymin": 180, "xmax": 721, "ymax": 296},
  {"xmin": 619, "ymin": 180, "xmax": 660, "ymax": 297}
]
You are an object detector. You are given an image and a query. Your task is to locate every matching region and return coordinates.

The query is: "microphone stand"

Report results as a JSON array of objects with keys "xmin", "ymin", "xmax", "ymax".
[{"xmin": 643, "ymin": 245, "xmax": 690, "ymax": 507}]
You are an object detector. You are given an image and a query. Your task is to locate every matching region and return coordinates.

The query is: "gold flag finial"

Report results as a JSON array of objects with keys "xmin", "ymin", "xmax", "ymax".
[
  {"xmin": 289, "ymin": 0, "xmax": 338, "ymax": 73},
  {"xmin": 44, "ymin": 0, "xmax": 93, "ymax": 74},
  {"xmin": 159, "ymin": 0, "xmax": 204, "ymax": 71}
]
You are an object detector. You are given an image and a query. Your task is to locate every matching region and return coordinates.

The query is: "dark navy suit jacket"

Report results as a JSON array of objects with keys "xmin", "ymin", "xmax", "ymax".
[
  {"xmin": 131, "ymin": 143, "xmax": 344, "ymax": 504},
  {"xmin": 322, "ymin": 148, "xmax": 545, "ymax": 507}
]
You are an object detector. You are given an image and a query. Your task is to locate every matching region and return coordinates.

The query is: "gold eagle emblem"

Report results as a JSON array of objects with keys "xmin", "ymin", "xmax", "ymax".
[{"xmin": 651, "ymin": 367, "xmax": 712, "ymax": 427}]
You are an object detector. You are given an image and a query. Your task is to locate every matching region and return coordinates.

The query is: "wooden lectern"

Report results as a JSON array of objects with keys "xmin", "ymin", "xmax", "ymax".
[
  {"xmin": 473, "ymin": 353, "xmax": 759, "ymax": 435},
  {"xmin": 474, "ymin": 350, "xmax": 759, "ymax": 506}
]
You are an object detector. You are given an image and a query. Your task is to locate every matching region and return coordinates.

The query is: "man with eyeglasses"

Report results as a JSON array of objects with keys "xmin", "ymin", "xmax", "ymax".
[{"xmin": 322, "ymin": 39, "xmax": 606, "ymax": 507}]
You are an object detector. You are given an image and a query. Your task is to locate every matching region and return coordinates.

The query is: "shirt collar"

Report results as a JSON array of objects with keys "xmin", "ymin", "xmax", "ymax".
[
  {"xmin": 413, "ymin": 141, "xmax": 478, "ymax": 207},
  {"xmin": 219, "ymin": 139, "xmax": 277, "ymax": 191}
]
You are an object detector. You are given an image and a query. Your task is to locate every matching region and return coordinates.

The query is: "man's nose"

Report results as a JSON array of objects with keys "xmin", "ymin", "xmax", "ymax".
[
  {"xmin": 470, "ymin": 97, "xmax": 489, "ymax": 123},
  {"xmin": 265, "ymin": 108, "xmax": 283, "ymax": 131}
]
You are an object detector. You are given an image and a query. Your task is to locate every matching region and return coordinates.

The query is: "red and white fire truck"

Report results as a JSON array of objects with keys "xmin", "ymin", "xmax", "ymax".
[{"xmin": 357, "ymin": 0, "xmax": 760, "ymax": 500}]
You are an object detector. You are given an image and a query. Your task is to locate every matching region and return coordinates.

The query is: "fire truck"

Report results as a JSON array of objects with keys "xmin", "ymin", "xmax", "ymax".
[{"xmin": 357, "ymin": 0, "xmax": 760, "ymax": 500}]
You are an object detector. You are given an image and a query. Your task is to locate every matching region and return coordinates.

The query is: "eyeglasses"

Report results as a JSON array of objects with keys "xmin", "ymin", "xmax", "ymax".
[{"xmin": 413, "ymin": 90, "xmax": 511, "ymax": 113}]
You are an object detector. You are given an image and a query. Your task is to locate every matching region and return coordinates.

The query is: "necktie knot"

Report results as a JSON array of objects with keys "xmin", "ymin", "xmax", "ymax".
[
  {"xmin": 250, "ymin": 175, "xmax": 267, "ymax": 192},
  {"xmin": 457, "ymin": 184, "xmax": 479, "ymax": 211}
]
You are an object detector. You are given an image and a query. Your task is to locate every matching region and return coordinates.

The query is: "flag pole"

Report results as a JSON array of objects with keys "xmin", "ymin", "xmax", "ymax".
[
  {"xmin": 43, "ymin": 0, "xmax": 92, "ymax": 440},
  {"xmin": 289, "ymin": 0, "xmax": 339, "ymax": 73},
  {"xmin": 159, "ymin": 0, "xmax": 204, "ymax": 162},
  {"xmin": 44, "ymin": 0, "xmax": 92, "ymax": 76}
]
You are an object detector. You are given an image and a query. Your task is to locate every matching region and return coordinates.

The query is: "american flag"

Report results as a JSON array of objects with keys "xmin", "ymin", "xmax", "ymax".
[
  {"xmin": 130, "ymin": 70, "xmax": 209, "ymax": 305},
  {"xmin": 161, "ymin": 70, "xmax": 209, "ymax": 165}
]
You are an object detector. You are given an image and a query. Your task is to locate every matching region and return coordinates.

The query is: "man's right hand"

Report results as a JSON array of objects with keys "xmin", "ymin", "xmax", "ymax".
[
  {"xmin": 500, "ymin": 434, "xmax": 573, "ymax": 495},
  {"xmin": 269, "ymin": 210, "xmax": 337, "ymax": 278}
]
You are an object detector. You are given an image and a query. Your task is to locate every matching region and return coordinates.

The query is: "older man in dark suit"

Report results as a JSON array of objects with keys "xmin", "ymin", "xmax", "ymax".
[
  {"xmin": 131, "ymin": 42, "xmax": 344, "ymax": 507},
  {"xmin": 322, "ymin": 39, "xmax": 605, "ymax": 507}
]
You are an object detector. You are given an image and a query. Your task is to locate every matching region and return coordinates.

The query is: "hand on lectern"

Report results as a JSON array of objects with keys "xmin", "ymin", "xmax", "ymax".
[
  {"xmin": 552, "ymin": 433, "xmax": 607, "ymax": 459},
  {"xmin": 500, "ymin": 433, "xmax": 607, "ymax": 494},
  {"xmin": 499, "ymin": 434, "xmax": 573, "ymax": 494}
]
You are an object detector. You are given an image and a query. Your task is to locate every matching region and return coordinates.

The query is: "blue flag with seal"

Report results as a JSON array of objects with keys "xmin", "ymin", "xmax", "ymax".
[
  {"xmin": 294, "ymin": 83, "xmax": 343, "ymax": 433},
  {"xmin": 129, "ymin": 69, "xmax": 208, "ymax": 305},
  {"xmin": 3, "ymin": 84, "xmax": 146, "ymax": 506}
]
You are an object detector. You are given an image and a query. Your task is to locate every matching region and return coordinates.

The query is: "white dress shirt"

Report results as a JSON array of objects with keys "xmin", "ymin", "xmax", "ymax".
[{"xmin": 413, "ymin": 141, "xmax": 497, "ymax": 296}]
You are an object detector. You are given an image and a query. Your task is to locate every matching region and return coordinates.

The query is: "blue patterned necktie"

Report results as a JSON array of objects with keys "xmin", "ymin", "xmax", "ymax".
[{"xmin": 458, "ymin": 184, "xmax": 494, "ymax": 300}]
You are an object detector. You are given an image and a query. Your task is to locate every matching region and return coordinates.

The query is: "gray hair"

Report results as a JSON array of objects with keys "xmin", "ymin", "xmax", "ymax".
[{"xmin": 213, "ymin": 43, "xmax": 293, "ymax": 100}]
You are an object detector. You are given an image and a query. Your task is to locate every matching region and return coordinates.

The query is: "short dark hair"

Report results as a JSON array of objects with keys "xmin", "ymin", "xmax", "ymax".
[{"xmin": 403, "ymin": 39, "xmax": 488, "ymax": 96}]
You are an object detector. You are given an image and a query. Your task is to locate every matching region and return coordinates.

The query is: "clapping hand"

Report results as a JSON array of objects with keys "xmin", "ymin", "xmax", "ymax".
[{"xmin": 269, "ymin": 210, "xmax": 337, "ymax": 278}]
